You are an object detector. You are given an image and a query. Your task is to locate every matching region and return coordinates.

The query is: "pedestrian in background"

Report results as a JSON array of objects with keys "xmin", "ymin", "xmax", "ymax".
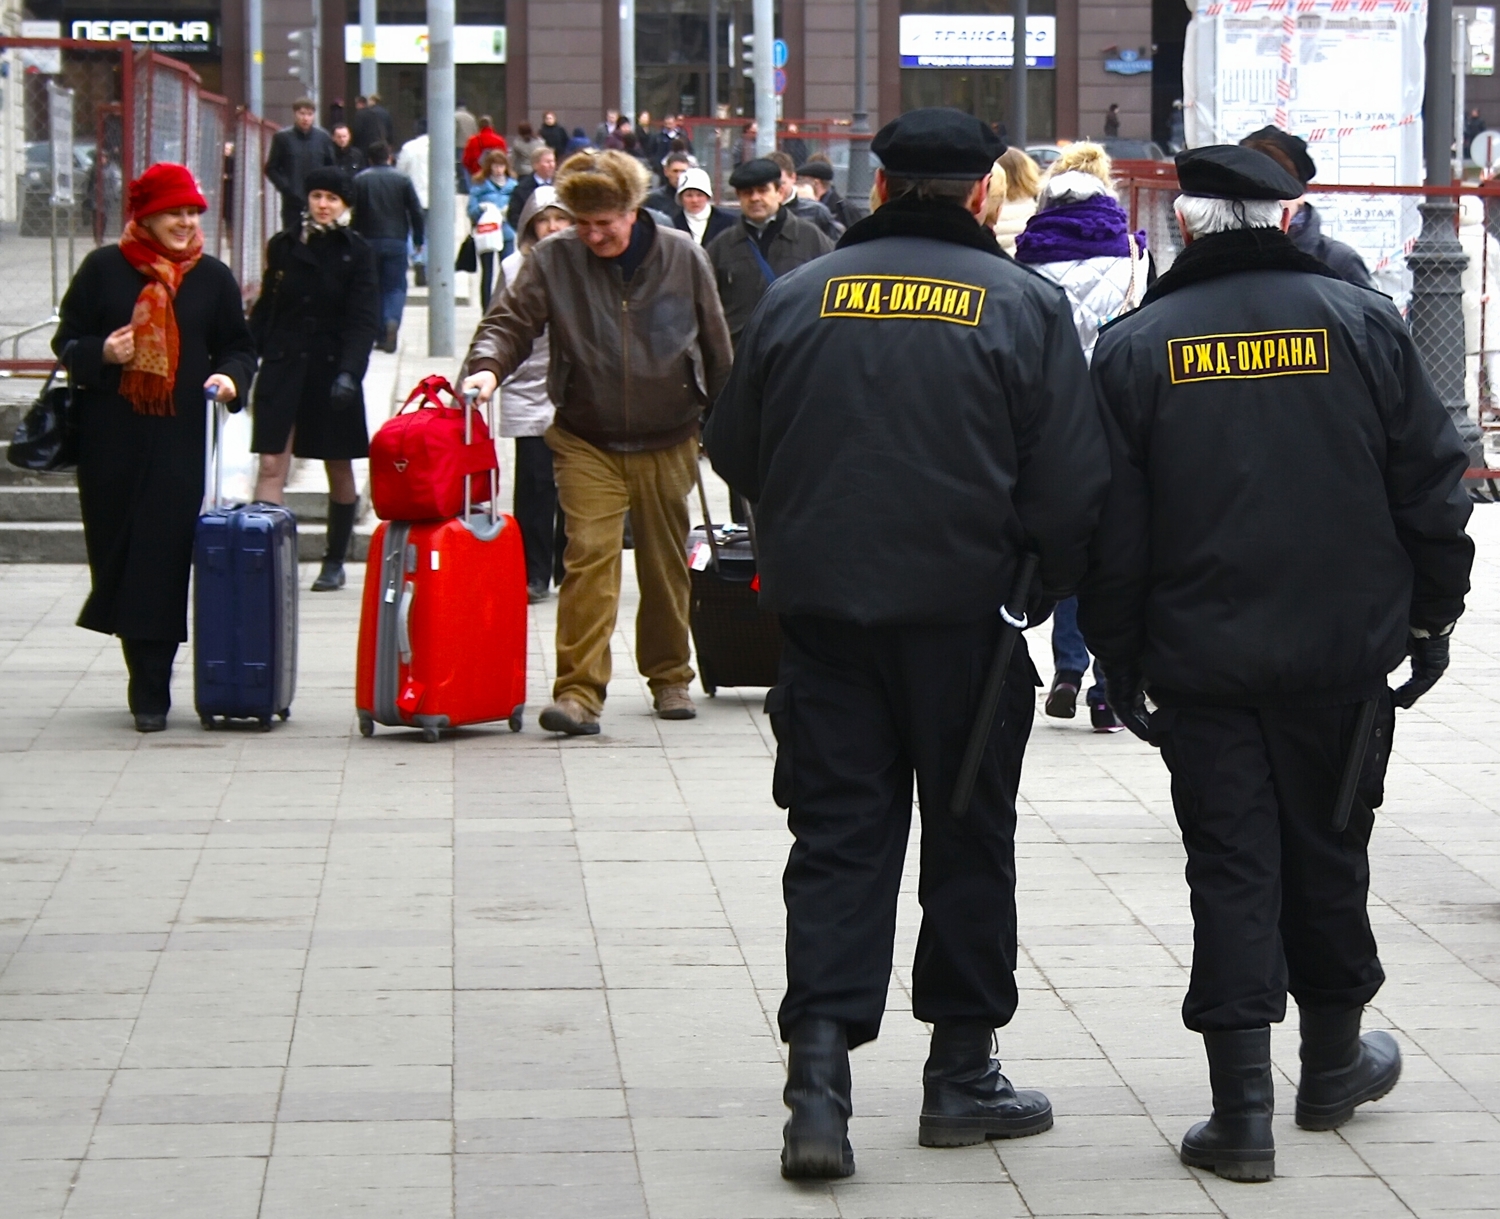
[
  {"xmin": 645, "ymin": 152, "xmax": 693, "ymax": 216},
  {"xmin": 982, "ymin": 146, "xmax": 1041, "ymax": 255},
  {"xmin": 673, "ymin": 167, "xmax": 735, "ymax": 247},
  {"xmin": 395, "ymin": 122, "xmax": 430, "ymax": 286},
  {"xmin": 460, "ymin": 150, "xmax": 733, "ymax": 736},
  {"xmin": 511, "ymin": 121, "xmax": 547, "ymax": 178},
  {"xmin": 796, "ymin": 158, "xmax": 859, "ymax": 229},
  {"xmin": 539, "ymin": 111, "xmax": 570, "ymax": 158},
  {"xmin": 1081, "ymin": 145, "xmax": 1474, "ymax": 1182},
  {"xmin": 564, "ymin": 127, "xmax": 592, "ymax": 160},
  {"xmin": 1014, "ymin": 141, "xmax": 1148, "ymax": 732},
  {"xmin": 495, "ymin": 185, "xmax": 574, "ymax": 602},
  {"xmin": 595, "ymin": 109, "xmax": 620, "ymax": 148},
  {"xmin": 1104, "ymin": 104, "xmax": 1121, "ymax": 138},
  {"xmin": 768, "ymin": 151, "xmax": 843, "ymax": 239},
  {"xmin": 331, "ymin": 123, "xmax": 365, "ymax": 176},
  {"xmin": 353, "ymin": 141, "xmax": 425, "ymax": 353},
  {"xmin": 1239, "ymin": 127, "xmax": 1374, "ymax": 289},
  {"xmin": 704, "ymin": 109, "xmax": 1108, "ymax": 1179},
  {"xmin": 351, "ymin": 93, "xmax": 394, "ymax": 158},
  {"xmin": 54, "ymin": 163, "xmax": 257, "ymax": 732},
  {"xmin": 455, "ymin": 100, "xmax": 478, "ymax": 153},
  {"xmin": 264, "ymin": 98, "xmax": 336, "ymax": 233},
  {"xmin": 708, "ymin": 158, "xmax": 833, "ymax": 350},
  {"xmin": 248, "ymin": 168, "xmax": 378, "ymax": 593},
  {"xmin": 507, "ymin": 145, "xmax": 557, "ymax": 231},
  {"xmin": 462, "ymin": 115, "xmax": 508, "ymax": 182},
  {"xmin": 468, "ymin": 148, "xmax": 516, "ymax": 307}
]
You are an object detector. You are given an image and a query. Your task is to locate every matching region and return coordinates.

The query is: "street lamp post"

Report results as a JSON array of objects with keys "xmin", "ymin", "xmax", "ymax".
[
  {"xmin": 849, "ymin": 0, "xmax": 871, "ymax": 203},
  {"xmin": 1011, "ymin": 0, "xmax": 1028, "ymax": 150},
  {"xmin": 1408, "ymin": 0, "xmax": 1481, "ymax": 464},
  {"xmin": 426, "ymin": 0, "xmax": 456, "ymax": 358}
]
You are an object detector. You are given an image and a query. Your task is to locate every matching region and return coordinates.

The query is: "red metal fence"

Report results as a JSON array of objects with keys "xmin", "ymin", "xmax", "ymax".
[{"xmin": 0, "ymin": 38, "xmax": 281, "ymax": 371}]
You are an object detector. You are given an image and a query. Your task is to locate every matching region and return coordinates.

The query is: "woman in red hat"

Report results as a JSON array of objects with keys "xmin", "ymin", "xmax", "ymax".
[{"xmin": 53, "ymin": 162, "xmax": 258, "ymax": 732}]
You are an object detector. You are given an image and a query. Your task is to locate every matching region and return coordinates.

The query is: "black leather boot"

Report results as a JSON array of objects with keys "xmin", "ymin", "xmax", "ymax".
[
  {"xmin": 1179, "ymin": 1029, "xmax": 1275, "ymax": 1182},
  {"xmin": 312, "ymin": 499, "xmax": 357, "ymax": 591},
  {"xmin": 918, "ymin": 1022, "xmax": 1053, "ymax": 1146},
  {"xmin": 781, "ymin": 1018, "xmax": 855, "ymax": 1180},
  {"xmin": 1296, "ymin": 1007, "xmax": 1401, "ymax": 1130}
]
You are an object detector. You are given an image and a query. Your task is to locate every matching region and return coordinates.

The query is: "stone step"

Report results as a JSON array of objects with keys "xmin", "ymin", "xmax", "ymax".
[
  {"xmin": 0, "ymin": 445, "xmax": 77, "ymax": 485},
  {"xmin": 0, "ymin": 485, "xmax": 79, "ymax": 520},
  {"xmin": 0, "ymin": 520, "xmax": 374, "ymax": 563}
]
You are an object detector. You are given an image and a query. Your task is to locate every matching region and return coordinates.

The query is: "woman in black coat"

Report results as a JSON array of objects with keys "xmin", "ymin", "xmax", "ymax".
[
  {"xmin": 249, "ymin": 167, "xmax": 379, "ymax": 591},
  {"xmin": 55, "ymin": 163, "xmax": 258, "ymax": 733}
]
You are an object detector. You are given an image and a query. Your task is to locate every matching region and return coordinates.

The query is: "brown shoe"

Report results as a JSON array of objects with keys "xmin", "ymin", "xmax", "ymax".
[
  {"xmin": 654, "ymin": 685, "xmax": 697, "ymax": 720},
  {"xmin": 538, "ymin": 697, "xmax": 601, "ymax": 736}
]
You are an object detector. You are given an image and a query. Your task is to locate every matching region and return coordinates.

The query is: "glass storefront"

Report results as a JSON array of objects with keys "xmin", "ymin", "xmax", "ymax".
[
  {"xmin": 899, "ymin": 0, "xmax": 1057, "ymax": 141},
  {"xmin": 636, "ymin": 0, "xmax": 781, "ymax": 120}
]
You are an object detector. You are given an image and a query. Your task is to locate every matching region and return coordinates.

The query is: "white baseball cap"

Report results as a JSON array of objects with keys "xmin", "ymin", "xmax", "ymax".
[{"xmin": 676, "ymin": 167, "xmax": 713, "ymax": 198}]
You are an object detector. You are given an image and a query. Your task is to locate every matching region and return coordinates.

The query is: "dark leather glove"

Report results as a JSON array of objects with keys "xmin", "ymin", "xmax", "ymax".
[
  {"xmin": 1102, "ymin": 665, "xmax": 1155, "ymax": 744},
  {"xmin": 329, "ymin": 372, "xmax": 359, "ymax": 412},
  {"xmin": 1392, "ymin": 630, "xmax": 1452, "ymax": 709}
]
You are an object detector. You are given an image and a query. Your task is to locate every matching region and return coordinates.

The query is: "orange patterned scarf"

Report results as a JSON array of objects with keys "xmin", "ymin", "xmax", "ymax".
[{"xmin": 116, "ymin": 220, "xmax": 204, "ymax": 415}]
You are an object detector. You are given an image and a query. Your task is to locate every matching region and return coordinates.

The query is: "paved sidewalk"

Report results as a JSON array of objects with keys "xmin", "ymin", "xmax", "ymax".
[{"xmin": 2, "ymin": 497, "xmax": 1499, "ymax": 1218}]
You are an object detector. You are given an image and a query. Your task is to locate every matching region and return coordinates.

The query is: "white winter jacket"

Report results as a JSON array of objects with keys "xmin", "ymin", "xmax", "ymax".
[
  {"xmin": 496, "ymin": 249, "xmax": 556, "ymax": 437},
  {"xmin": 1032, "ymin": 253, "xmax": 1142, "ymax": 363}
]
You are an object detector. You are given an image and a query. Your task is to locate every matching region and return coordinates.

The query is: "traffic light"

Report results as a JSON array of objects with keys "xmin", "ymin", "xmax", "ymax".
[
  {"xmin": 741, "ymin": 33, "xmax": 755, "ymax": 78},
  {"xmin": 288, "ymin": 28, "xmax": 311, "ymax": 81}
]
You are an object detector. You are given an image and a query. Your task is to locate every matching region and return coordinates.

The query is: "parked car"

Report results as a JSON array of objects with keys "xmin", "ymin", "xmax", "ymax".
[
  {"xmin": 19, "ymin": 140, "xmax": 97, "ymax": 236},
  {"xmin": 1099, "ymin": 138, "xmax": 1170, "ymax": 163},
  {"xmin": 1026, "ymin": 144, "xmax": 1065, "ymax": 169}
]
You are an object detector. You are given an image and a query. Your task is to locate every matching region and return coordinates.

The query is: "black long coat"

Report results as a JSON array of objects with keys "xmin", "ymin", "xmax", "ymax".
[
  {"xmin": 249, "ymin": 227, "xmax": 379, "ymax": 460},
  {"xmin": 55, "ymin": 248, "xmax": 258, "ymax": 643}
]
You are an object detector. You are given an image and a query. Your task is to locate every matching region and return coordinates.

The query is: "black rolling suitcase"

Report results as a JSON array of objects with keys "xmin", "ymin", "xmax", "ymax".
[{"xmin": 687, "ymin": 467, "xmax": 783, "ymax": 695}]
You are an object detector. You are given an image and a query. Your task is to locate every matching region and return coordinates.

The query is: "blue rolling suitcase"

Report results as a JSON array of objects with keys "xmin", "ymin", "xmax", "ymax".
[{"xmin": 193, "ymin": 394, "xmax": 298, "ymax": 730}]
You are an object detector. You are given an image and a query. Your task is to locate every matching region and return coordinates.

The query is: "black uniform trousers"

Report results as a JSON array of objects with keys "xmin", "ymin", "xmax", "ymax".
[
  {"xmin": 1153, "ymin": 697, "xmax": 1392, "ymax": 1033},
  {"xmin": 771, "ymin": 614, "xmax": 1037, "ymax": 1050}
]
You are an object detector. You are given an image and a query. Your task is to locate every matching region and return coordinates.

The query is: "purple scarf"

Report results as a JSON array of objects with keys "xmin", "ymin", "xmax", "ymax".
[{"xmin": 1013, "ymin": 194, "xmax": 1145, "ymax": 265}]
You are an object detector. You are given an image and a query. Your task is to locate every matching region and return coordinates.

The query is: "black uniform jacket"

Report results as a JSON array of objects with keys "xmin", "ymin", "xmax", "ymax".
[
  {"xmin": 250, "ymin": 226, "xmax": 380, "ymax": 459},
  {"xmin": 707, "ymin": 209, "xmax": 834, "ymax": 347},
  {"xmin": 704, "ymin": 197, "xmax": 1110, "ymax": 626},
  {"xmin": 1079, "ymin": 228, "xmax": 1473, "ymax": 708},
  {"xmin": 351, "ymin": 166, "xmax": 425, "ymax": 245},
  {"xmin": 55, "ymin": 249, "xmax": 258, "ymax": 641}
]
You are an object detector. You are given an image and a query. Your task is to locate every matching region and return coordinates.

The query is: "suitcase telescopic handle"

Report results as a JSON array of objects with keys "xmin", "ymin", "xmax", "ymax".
[
  {"xmin": 461, "ymin": 385, "xmax": 499, "ymax": 527},
  {"xmin": 203, "ymin": 387, "xmax": 226, "ymax": 513}
]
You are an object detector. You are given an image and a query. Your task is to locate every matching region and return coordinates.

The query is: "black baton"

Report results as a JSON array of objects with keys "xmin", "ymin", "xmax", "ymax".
[
  {"xmin": 1330, "ymin": 697, "xmax": 1380, "ymax": 833},
  {"xmin": 951, "ymin": 552, "xmax": 1039, "ymax": 819}
]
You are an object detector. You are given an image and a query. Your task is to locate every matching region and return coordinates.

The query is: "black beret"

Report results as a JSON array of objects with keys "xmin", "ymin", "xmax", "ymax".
[
  {"xmin": 1175, "ymin": 145, "xmax": 1304, "ymax": 202},
  {"xmin": 1240, "ymin": 125, "xmax": 1317, "ymax": 186},
  {"xmin": 871, "ymin": 107, "xmax": 1005, "ymax": 180},
  {"xmin": 303, "ymin": 167, "xmax": 354, "ymax": 204},
  {"xmin": 729, "ymin": 158, "xmax": 782, "ymax": 190},
  {"xmin": 795, "ymin": 160, "xmax": 834, "ymax": 182}
]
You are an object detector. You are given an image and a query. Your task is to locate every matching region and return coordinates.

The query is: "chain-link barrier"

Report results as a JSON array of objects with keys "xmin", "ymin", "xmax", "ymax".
[
  {"xmin": 0, "ymin": 38, "xmax": 282, "ymax": 370},
  {"xmin": 1117, "ymin": 166, "xmax": 1500, "ymax": 477},
  {"xmin": 681, "ymin": 119, "xmax": 874, "ymax": 210}
]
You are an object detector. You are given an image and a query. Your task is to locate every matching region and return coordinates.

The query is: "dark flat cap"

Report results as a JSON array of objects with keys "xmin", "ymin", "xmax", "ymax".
[
  {"xmin": 729, "ymin": 158, "xmax": 782, "ymax": 190},
  {"xmin": 1175, "ymin": 145, "xmax": 1303, "ymax": 201},
  {"xmin": 871, "ymin": 107, "xmax": 1005, "ymax": 180},
  {"xmin": 1240, "ymin": 125, "xmax": 1317, "ymax": 186},
  {"xmin": 795, "ymin": 160, "xmax": 834, "ymax": 181},
  {"xmin": 303, "ymin": 167, "xmax": 353, "ymax": 204}
]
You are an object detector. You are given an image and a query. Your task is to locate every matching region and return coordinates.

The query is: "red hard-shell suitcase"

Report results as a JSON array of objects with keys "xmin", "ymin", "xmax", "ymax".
[{"xmin": 355, "ymin": 393, "xmax": 527, "ymax": 742}]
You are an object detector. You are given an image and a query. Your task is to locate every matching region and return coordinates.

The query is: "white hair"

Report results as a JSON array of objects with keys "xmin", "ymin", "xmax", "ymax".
[
  {"xmin": 1174, "ymin": 194, "xmax": 1285, "ymax": 238},
  {"xmin": 1039, "ymin": 170, "xmax": 1114, "ymax": 210}
]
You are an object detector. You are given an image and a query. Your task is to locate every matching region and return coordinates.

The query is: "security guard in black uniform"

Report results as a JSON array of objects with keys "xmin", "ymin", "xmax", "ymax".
[
  {"xmin": 1080, "ymin": 145, "xmax": 1474, "ymax": 1182},
  {"xmin": 704, "ymin": 109, "xmax": 1110, "ymax": 1179}
]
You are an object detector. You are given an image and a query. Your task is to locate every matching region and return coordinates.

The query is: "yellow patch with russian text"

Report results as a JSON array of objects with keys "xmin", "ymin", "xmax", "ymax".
[
  {"xmin": 820, "ymin": 275, "xmax": 985, "ymax": 326},
  {"xmin": 1168, "ymin": 328, "xmax": 1331, "ymax": 384}
]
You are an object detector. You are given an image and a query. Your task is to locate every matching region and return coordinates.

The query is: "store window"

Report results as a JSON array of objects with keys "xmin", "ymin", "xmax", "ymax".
[
  {"xmin": 343, "ymin": 0, "xmax": 506, "ymax": 145},
  {"xmin": 635, "ymin": 0, "xmax": 779, "ymax": 120},
  {"xmin": 900, "ymin": 0, "xmax": 1057, "ymax": 142}
]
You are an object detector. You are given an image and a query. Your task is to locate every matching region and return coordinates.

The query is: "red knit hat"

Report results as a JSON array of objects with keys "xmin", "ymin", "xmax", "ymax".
[{"xmin": 127, "ymin": 163, "xmax": 207, "ymax": 219}]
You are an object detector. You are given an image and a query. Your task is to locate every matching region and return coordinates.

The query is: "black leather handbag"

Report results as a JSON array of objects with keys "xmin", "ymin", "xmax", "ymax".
[{"xmin": 7, "ymin": 361, "xmax": 77, "ymax": 472}]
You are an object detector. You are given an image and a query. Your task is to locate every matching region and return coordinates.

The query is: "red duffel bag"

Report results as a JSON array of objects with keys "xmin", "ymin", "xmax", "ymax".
[{"xmin": 369, "ymin": 376, "xmax": 499, "ymax": 521}]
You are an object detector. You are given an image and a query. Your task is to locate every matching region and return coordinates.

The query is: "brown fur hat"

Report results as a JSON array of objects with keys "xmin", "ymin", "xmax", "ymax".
[{"xmin": 555, "ymin": 149, "xmax": 650, "ymax": 216}]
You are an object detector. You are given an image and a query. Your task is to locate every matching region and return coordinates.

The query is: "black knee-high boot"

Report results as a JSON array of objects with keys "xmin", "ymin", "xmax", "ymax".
[
  {"xmin": 313, "ymin": 498, "xmax": 358, "ymax": 591},
  {"xmin": 121, "ymin": 638, "xmax": 178, "ymax": 730}
]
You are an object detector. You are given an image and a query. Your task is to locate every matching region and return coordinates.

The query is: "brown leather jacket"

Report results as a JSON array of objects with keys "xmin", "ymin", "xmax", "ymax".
[{"xmin": 464, "ymin": 210, "xmax": 734, "ymax": 452}]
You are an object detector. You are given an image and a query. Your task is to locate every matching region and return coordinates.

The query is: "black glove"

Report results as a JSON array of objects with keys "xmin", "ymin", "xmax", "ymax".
[
  {"xmin": 1392, "ymin": 630, "xmax": 1451, "ymax": 709},
  {"xmin": 1102, "ymin": 665, "xmax": 1155, "ymax": 744},
  {"xmin": 329, "ymin": 372, "xmax": 359, "ymax": 412}
]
